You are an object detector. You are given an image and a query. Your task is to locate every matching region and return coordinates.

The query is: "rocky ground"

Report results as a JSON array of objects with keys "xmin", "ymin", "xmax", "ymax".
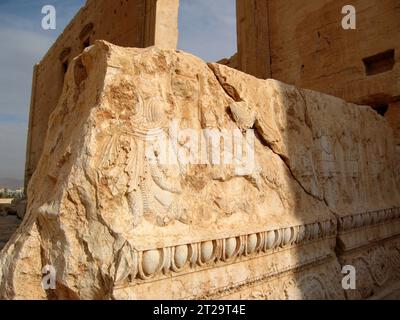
[
  {"xmin": 0, "ymin": 200, "xmax": 22, "ymax": 251},
  {"xmin": 0, "ymin": 215, "xmax": 21, "ymax": 251}
]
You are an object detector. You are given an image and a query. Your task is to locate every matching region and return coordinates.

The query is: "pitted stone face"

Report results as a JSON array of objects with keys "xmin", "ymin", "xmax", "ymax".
[{"xmin": 1, "ymin": 42, "xmax": 399, "ymax": 300}]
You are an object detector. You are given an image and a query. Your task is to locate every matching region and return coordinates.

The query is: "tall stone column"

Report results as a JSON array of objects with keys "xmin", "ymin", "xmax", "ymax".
[
  {"xmin": 144, "ymin": 0, "xmax": 180, "ymax": 49},
  {"xmin": 236, "ymin": 0, "xmax": 271, "ymax": 79}
]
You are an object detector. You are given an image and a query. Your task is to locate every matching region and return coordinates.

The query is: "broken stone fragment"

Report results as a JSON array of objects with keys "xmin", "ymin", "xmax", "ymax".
[{"xmin": 229, "ymin": 101, "xmax": 257, "ymax": 130}]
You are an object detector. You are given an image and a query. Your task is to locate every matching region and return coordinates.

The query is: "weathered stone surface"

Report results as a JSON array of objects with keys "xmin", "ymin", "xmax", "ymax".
[
  {"xmin": 386, "ymin": 102, "xmax": 400, "ymax": 147},
  {"xmin": 233, "ymin": 0, "xmax": 399, "ymax": 151},
  {"xmin": 1, "ymin": 42, "xmax": 399, "ymax": 300},
  {"xmin": 13, "ymin": 198, "xmax": 27, "ymax": 220},
  {"xmin": 25, "ymin": 0, "xmax": 180, "ymax": 190},
  {"xmin": 209, "ymin": 62, "xmax": 400, "ymax": 215},
  {"xmin": 235, "ymin": 0, "xmax": 400, "ymax": 106}
]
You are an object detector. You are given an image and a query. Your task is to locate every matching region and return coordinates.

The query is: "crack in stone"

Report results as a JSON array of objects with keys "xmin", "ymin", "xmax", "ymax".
[
  {"xmin": 296, "ymin": 88, "xmax": 340, "ymax": 217},
  {"xmin": 208, "ymin": 62, "xmax": 329, "ymax": 205},
  {"xmin": 207, "ymin": 63, "xmax": 242, "ymax": 102}
]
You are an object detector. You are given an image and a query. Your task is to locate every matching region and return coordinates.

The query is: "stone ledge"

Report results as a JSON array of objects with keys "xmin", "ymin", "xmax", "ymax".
[
  {"xmin": 115, "ymin": 219, "xmax": 337, "ymax": 285},
  {"xmin": 338, "ymin": 207, "xmax": 400, "ymax": 232},
  {"xmin": 113, "ymin": 238, "xmax": 341, "ymax": 299}
]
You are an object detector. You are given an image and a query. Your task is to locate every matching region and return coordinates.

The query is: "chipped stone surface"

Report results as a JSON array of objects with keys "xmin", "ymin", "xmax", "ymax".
[
  {"xmin": 1, "ymin": 42, "xmax": 399, "ymax": 300},
  {"xmin": 209, "ymin": 62, "xmax": 400, "ymax": 216}
]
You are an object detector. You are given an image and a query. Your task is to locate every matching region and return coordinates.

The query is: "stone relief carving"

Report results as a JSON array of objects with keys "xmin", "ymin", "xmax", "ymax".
[
  {"xmin": 108, "ymin": 207, "xmax": 400, "ymax": 289},
  {"xmin": 284, "ymin": 275, "xmax": 329, "ymax": 300},
  {"xmin": 339, "ymin": 207, "xmax": 400, "ymax": 231},
  {"xmin": 2, "ymin": 42, "xmax": 399, "ymax": 300},
  {"xmin": 344, "ymin": 237, "xmax": 400, "ymax": 299},
  {"xmin": 247, "ymin": 262, "xmax": 344, "ymax": 300},
  {"xmin": 96, "ymin": 92, "xmax": 189, "ymax": 227},
  {"xmin": 111, "ymin": 219, "xmax": 337, "ymax": 286}
]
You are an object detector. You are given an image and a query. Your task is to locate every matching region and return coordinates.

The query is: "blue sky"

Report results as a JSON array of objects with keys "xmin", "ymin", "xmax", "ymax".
[{"xmin": 0, "ymin": 0, "xmax": 237, "ymax": 180}]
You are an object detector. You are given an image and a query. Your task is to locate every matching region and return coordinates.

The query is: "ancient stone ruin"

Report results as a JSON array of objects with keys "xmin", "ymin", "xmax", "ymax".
[{"xmin": 0, "ymin": 0, "xmax": 399, "ymax": 300}]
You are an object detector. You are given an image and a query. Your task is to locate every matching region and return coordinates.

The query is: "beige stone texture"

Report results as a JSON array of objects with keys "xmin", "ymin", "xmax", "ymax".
[
  {"xmin": 236, "ymin": 0, "xmax": 400, "ymax": 106},
  {"xmin": 25, "ymin": 0, "xmax": 179, "ymax": 189},
  {"xmin": 210, "ymin": 62, "xmax": 400, "ymax": 214},
  {"xmin": 144, "ymin": 0, "xmax": 180, "ymax": 49},
  {"xmin": 386, "ymin": 102, "xmax": 400, "ymax": 146},
  {"xmin": 1, "ymin": 42, "xmax": 399, "ymax": 300},
  {"xmin": 236, "ymin": 0, "xmax": 271, "ymax": 79}
]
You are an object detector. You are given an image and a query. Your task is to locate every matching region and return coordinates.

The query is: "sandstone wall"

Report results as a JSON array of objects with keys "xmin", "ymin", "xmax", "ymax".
[
  {"xmin": 236, "ymin": 0, "xmax": 400, "ymax": 106},
  {"xmin": 268, "ymin": 0, "xmax": 400, "ymax": 105},
  {"xmin": 234, "ymin": 0, "xmax": 400, "ymax": 174},
  {"xmin": 1, "ymin": 42, "xmax": 399, "ymax": 299},
  {"xmin": 25, "ymin": 0, "xmax": 179, "ymax": 189},
  {"xmin": 236, "ymin": 0, "xmax": 271, "ymax": 79}
]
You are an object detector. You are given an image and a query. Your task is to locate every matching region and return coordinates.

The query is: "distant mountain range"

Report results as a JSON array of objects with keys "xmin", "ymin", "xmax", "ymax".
[{"xmin": 0, "ymin": 178, "xmax": 24, "ymax": 190}]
